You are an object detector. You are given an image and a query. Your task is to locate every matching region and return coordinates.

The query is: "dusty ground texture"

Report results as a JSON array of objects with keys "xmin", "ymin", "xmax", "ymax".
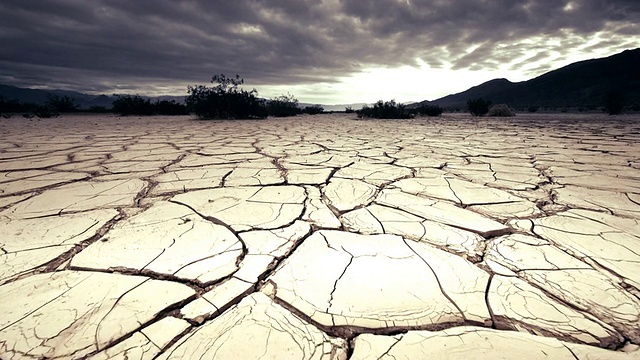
[{"xmin": 1, "ymin": 112, "xmax": 640, "ymax": 359}]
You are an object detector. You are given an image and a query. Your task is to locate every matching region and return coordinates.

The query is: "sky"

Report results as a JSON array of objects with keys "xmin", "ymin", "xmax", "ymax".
[{"xmin": 0, "ymin": 1, "xmax": 638, "ymax": 105}]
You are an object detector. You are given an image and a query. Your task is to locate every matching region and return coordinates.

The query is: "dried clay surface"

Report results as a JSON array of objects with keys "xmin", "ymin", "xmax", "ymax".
[{"xmin": 1, "ymin": 113, "xmax": 640, "ymax": 359}]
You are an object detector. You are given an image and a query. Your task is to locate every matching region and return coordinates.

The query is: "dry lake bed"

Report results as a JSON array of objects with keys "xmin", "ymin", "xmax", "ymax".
[{"xmin": 1, "ymin": 112, "xmax": 640, "ymax": 359}]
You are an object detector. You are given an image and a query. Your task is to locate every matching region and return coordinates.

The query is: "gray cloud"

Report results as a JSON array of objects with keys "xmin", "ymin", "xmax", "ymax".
[{"xmin": 0, "ymin": 0, "xmax": 638, "ymax": 97}]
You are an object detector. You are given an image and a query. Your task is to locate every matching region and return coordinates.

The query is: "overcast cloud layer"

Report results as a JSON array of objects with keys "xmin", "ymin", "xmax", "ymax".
[{"xmin": 1, "ymin": 0, "xmax": 638, "ymax": 103}]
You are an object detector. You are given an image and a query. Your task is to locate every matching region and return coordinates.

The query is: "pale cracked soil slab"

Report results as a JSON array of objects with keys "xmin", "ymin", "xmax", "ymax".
[
  {"xmin": 0, "ymin": 170, "xmax": 89, "ymax": 195},
  {"xmin": 486, "ymin": 233, "xmax": 640, "ymax": 343},
  {"xmin": 376, "ymin": 188, "xmax": 510, "ymax": 237},
  {"xmin": 88, "ymin": 317, "xmax": 191, "ymax": 360},
  {"xmin": 160, "ymin": 292, "xmax": 347, "ymax": 359},
  {"xmin": 268, "ymin": 230, "xmax": 492, "ymax": 331},
  {"xmin": 530, "ymin": 209, "xmax": 640, "ymax": 290},
  {"xmin": 2, "ymin": 113, "xmax": 640, "ymax": 358},
  {"xmin": 0, "ymin": 209, "xmax": 118, "ymax": 283},
  {"xmin": 71, "ymin": 201, "xmax": 242, "ymax": 285},
  {"xmin": 0, "ymin": 179, "xmax": 144, "ymax": 219},
  {"xmin": 0, "ymin": 270, "xmax": 195, "ymax": 359},
  {"xmin": 323, "ymin": 178, "xmax": 377, "ymax": 213},
  {"xmin": 171, "ymin": 185, "xmax": 306, "ymax": 231},
  {"xmin": 351, "ymin": 326, "xmax": 639, "ymax": 359},
  {"xmin": 487, "ymin": 274, "xmax": 621, "ymax": 347},
  {"xmin": 340, "ymin": 204, "xmax": 485, "ymax": 261},
  {"xmin": 393, "ymin": 175, "xmax": 542, "ymax": 220}
]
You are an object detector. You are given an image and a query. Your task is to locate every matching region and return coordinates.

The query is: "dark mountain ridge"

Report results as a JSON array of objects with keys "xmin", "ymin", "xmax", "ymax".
[
  {"xmin": 430, "ymin": 48, "xmax": 640, "ymax": 110},
  {"xmin": 0, "ymin": 84, "xmax": 186, "ymax": 109}
]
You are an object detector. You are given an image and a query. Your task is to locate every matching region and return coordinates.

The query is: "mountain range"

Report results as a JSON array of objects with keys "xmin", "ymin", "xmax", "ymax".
[
  {"xmin": 0, "ymin": 85, "xmax": 186, "ymax": 109},
  {"xmin": 425, "ymin": 48, "xmax": 639, "ymax": 110},
  {"xmin": 1, "ymin": 48, "xmax": 638, "ymax": 111}
]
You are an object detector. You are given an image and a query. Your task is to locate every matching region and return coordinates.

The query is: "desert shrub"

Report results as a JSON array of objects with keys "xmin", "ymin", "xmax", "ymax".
[
  {"xmin": 302, "ymin": 105, "xmax": 324, "ymax": 115},
  {"xmin": 112, "ymin": 95, "xmax": 154, "ymax": 116},
  {"xmin": 187, "ymin": 75, "xmax": 267, "ymax": 119},
  {"xmin": 414, "ymin": 104, "xmax": 443, "ymax": 117},
  {"xmin": 487, "ymin": 104, "xmax": 515, "ymax": 117},
  {"xmin": 33, "ymin": 105, "xmax": 59, "ymax": 118},
  {"xmin": 268, "ymin": 93, "xmax": 301, "ymax": 117},
  {"xmin": 345, "ymin": 106, "xmax": 355, "ymax": 113},
  {"xmin": 604, "ymin": 90, "xmax": 625, "ymax": 115},
  {"xmin": 467, "ymin": 98, "xmax": 492, "ymax": 116},
  {"xmin": 110, "ymin": 97, "xmax": 188, "ymax": 116},
  {"xmin": 527, "ymin": 105, "xmax": 539, "ymax": 113},
  {"xmin": 87, "ymin": 105, "xmax": 111, "ymax": 113},
  {"xmin": 0, "ymin": 97, "xmax": 33, "ymax": 113},
  {"xmin": 154, "ymin": 100, "xmax": 189, "ymax": 115},
  {"xmin": 47, "ymin": 95, "xmax": 79, "ymax": 113},
  {"xmin": 357, "ymin": 100, "xmax": 413, "ymax": 119}
]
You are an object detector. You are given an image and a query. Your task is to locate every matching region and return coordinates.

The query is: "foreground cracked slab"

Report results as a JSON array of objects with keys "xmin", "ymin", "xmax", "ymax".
[
  {"xmin": 531, "ymin": 209, "xmax": 640, "ymax": 290},
  {"xmin": 171, "ymin": 185, "xmax": 306, "ymax": 231},
  {"xmin": 269, "ymin": 230, "xmax": 491, "ymax": 330},
  {"xmin": 160, "ymin": 292, "xmax": 347, "ymax": 359},
  {"xmin": 351, "ymin": 326, "xmax": 639, "ymax": 359},
  {"xmin": 0, "ymin": 270, "xmax": 194, "ymax": 359},
  {"xmin": 0, "ymin": 209, "xmax": 118, "ymax": 283},
  {"xmin": 1, "ymin": 179, "xmax": 144, "ymax": 219},
  {"xmin": 88, "ymin": 317, "xmax": 191, "ymax": 360},
  {"xmin": 486, "ymin": 233, "xmax": 640, "ymax": 343},
  {"xmin": 1, "ymin": 113, "xmax": 639, "ymax": 358},
  {"xmin": 340, "ymin": 204, "xmax": 486, "ymax": 261},
  {"xmin": 71, "ymin": 201, "xmax": 242, "ymax": 285},
  {"xmin": 377, "ymin": 188, "xmax": 510, "ymax": 237}
]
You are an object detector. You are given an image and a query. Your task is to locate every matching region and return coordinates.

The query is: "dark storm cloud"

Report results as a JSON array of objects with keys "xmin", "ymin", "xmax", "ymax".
[{"xmin": 0, "ymin": 0, "xmax": 638, "ymax": 94}]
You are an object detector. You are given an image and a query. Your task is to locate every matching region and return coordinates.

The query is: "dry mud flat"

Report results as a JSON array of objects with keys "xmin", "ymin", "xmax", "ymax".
[{"xmin": 0, "ymin": 112, "xmax": 639, "ymax": 359}]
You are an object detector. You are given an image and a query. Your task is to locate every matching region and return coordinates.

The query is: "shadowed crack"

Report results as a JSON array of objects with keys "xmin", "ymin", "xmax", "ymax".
[{"xmin": 326, "ymin": 247, "xmax": 354, "ymax": 314}]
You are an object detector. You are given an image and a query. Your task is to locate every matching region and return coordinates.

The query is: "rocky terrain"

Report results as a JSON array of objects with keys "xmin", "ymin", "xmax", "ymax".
[{"xmin": 1, "ymin": 113, "xmax": 639, "ymax": 359}]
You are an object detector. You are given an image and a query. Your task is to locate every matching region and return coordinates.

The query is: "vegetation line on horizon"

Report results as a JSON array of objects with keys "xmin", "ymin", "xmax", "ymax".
[{"xmin": 1, "ymin": 71, "xmax": 637, "ymax": 118}]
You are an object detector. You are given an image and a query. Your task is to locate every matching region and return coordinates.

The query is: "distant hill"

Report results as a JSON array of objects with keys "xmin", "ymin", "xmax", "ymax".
[
  {"xmin": 0, "ymin": 84, "xmax": 187, "ymax": 109},
  {"xmin": 0, "ymin": 84, "xmax": 113, "ymax": 108},
  {"xmin": 430, "ymin": 48, "xmax": 640, "ymax": 110}
]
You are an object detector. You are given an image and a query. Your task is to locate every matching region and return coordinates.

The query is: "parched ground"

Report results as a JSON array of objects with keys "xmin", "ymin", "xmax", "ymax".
[{"xmin": 1, "ymin": 112, "xmax": 640, "ymax": 359}]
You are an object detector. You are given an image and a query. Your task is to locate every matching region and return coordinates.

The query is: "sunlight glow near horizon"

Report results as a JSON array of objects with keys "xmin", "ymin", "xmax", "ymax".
[{"xmin": 258, "ymin": 60, "xmax": 537, "ymax": 105}]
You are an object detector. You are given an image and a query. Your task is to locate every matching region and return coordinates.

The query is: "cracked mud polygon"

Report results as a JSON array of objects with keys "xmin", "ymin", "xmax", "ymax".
[{"xmin": 1, "ymin": 113, "xmax": 640, "ymax": 359}]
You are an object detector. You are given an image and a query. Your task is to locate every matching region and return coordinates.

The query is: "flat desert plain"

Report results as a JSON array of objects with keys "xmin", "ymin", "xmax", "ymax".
[{"xmin": 1, "ymin": 112, "xmax": 640, "ymax": 359}]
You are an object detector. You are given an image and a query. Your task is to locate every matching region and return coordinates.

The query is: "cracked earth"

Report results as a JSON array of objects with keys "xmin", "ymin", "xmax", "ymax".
[{"xmin": 1, "ymin": 113, "xmax": 640, "ymax": 359}]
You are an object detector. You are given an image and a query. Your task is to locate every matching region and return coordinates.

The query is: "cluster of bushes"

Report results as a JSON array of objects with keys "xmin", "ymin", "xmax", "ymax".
[
  {"xmin": 186, "ymin": 74, "xmax": 325, "ymax": 119},
  {"xmin": 412, "ymin": 104, "xmax": 443, "ymax": 117},
  {"xmin": 1, "ymin": 93, "xmax": 190, "ymax": 118},
  {"xmin": 466, "ymin": 98, "xmax": 516, "ymax": 117},
  {"xmin": 0, "ymin": 95, "xmax": 82, "ymax": 118},
  {"xmin": 301, "ymin": 105, "xmax": 324, "ymax": 115},
  {"xmin": 267, "ymin": 93, "xmax": 300, "ymax": 117},
  {"xmin": 604, "ymin": 90, "xmax": 625, "ymax": 115},
  {"xmin": 467, "ymin": 98, "xmax": 492, "ymax": 116},
  {"xmin": 356, "ymin": 100, "xmax": 413, "ymax": 119},
  {"xmin": 187, "ymin": 75, "xmax": 267, "ymax": 119},
  {"xmin": 487, "ymin": 104, "xmax": 515, "ymax": 117},
  {"xmin": 347, "ymin": 101, "xmax": 443, "ymax": 119},
  {"xmin": 112, "ymin": 95, "xmax": 189, "ymax": 116}
]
